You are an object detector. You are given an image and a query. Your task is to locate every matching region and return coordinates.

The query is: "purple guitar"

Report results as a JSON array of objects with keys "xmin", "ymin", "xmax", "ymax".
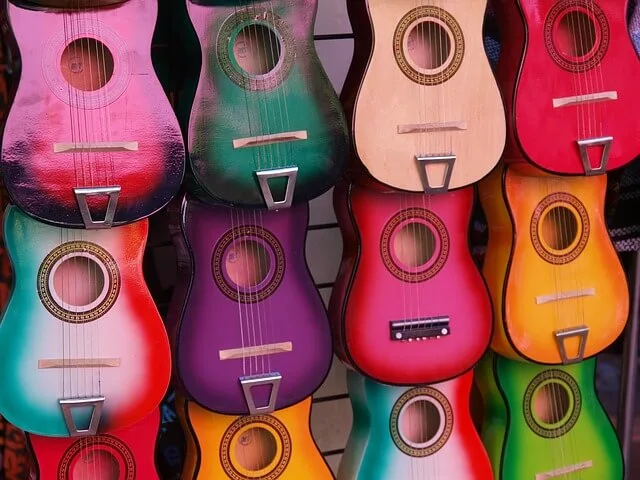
[{"xmin": 167, "ymin": 193, "xmax": 332, "ymax": 415}]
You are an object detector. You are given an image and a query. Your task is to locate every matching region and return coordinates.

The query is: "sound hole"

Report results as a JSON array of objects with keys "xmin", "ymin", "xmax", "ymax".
[
  {"xmin": 225, "ymin": 240, "xmax": 271, "ymax": 288},
  {"xmin": 407, "ymin": 21, "xmax": 451, "ymax": 70},
  {"xmin": 394, "ymin": 222, "xmax": 437, "ymax": 267},
  {"xmin": 556, "ymin": 11, "xmax": 596, "ymax": 58},
  {"xmin": 541, "ymin": 206, "xmax": 578, "ymax": 251},
  {"xmin": 400, "ymin": 400, "xmax": 441, "ymax": 445},
  {"xmin": 235, "ymin": 427, "xmax": 278, "ymax": 472},
  {"xmin": 53, "ymin": 256, "xmax": 106, "ymax": 309},
  {"xmin": 61, "ymin": 38, "xmax": 114, "ymax": 91},
  {"xmin": 533, "ymin": 382, "xmax": 571, "ymax": 426},
  {"xmin": 233, "ymin": 25, "xmax": 281, "ymax": 75},
  {"xmin": 71, "ymin": 450, "xmax": 120, "ymax": 480}
]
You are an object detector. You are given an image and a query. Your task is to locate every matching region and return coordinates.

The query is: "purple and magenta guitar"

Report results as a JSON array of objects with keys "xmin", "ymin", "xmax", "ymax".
[{"xmin": 167, "ymin": 193, "xmax": 333, "ymax": 415}]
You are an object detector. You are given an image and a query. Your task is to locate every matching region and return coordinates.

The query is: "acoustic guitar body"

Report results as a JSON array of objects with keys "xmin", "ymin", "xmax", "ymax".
[
  {"xmin": 476, "ymin": 351, "xmax": 623, "ymax": 480},
  {"xmin": 349, "ymin": 0, "xmax": 505, "ymax": 193},
  {"xmin": 27, "ymin": 408, "xmax": 160, "ymax": 480},
  {"xmin": 337, "ymin": 370, "xmax": 370, "ymax": 480},
  {"xmin": 497, "ymin": 0, "xmax": 640, "ymax": 174},
  {"xmin": 181, "ymin": 0, "xmax": 348, "ymax": 209},
  {"xmin": 0, "ymin": 205, "xmax": 171, "ymax": 437},
  {"xmin": 343, "ymin": 370, "xmax": 492, "ymax": 479},
  {"xmin": 479, "ymin": 163, "xmax": 628, "ymax": 364},
  {"xmin": 329, "ymin": 181, "xmax": 492, "ymax": 385},
  {"xmin": 170, "ymin": 193, "xmax": 332, "ymax": 415},
  {"xmin": 181, "ymin": 397, "xmax": 333, "ymax": 479},
  {"xmin": 175, "ymin": 393, "xmax": 198, "ymax": 480},
  {"xmin": 1, "ymin": 0, "xmax": 185, "ymax": 228}
]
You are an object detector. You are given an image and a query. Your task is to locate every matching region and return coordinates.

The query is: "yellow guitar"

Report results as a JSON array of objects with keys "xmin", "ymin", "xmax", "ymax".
[
  {"xmin": 176, "ymin": 393, "xmax": 198, "ymax": 480},
  {"xmin": 479, "ymin": 162, "xmax": 628, "ymax": 365},
  {"xmin": 178, "ymin": 396, "xmax": 333, "ymax": 479}
]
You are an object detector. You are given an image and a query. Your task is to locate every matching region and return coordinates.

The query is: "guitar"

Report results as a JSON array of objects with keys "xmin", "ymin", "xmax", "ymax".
[
  {"xmin": 0, "ymin": 205, "xmax": 171, "ymax": 437},
  {"xmin": 336, "ymin": 370, "xmax": 370, "ymax": 480},
  {"xmin": 168, "ymin": 193, "xmax": 332, "ymax": 415},
  {"xmin": 476, "ymin": 350, "xmax": 623, "ymax": 479},
  {"xmin": 493, "ymin": 0, "xmax": 640, "ymax": 175},
  {"xmin": 176, "ymin": 0, "xmax": 349, "ymax": 210},
  {"xmin": 1, "ymin": 0, "xmax": 185, "ymax": 229},
  {"xmin": 339, "ymin": 369, "xmax": 493, "ymax": 479},
  {"xmin": 329, "ymin": 180, "xmax": 492, "ymax": 385},
  {"xmin": 175, "ymin": 393, "xmax": 198, "ymax": 480},
  {"xmin": 179, "ymin": 396, "xmax": 333, "ymax": 479},
  {"xmin": 479, "ymin": 162, "xmax": 628, "ymax": 364},
  {"xmin": 26, "ymin": 408, "xmax": 160, "ymax": 479},
  {"xmin": 343, "ymin": 0, "xmax": 505, "ymax": 194}
]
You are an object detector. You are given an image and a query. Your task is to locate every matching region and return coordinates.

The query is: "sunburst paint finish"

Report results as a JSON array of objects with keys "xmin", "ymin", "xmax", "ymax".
[
  {"xmin": 0, "ymin": 205, "xmax": 171, "ymax": 437},
  {"xmin": 27, "ymin": 408, "xmax": 160, "ymax": 480},
  {"xmin": 168, "ymin": 193, "xmax": 332, "ymax": 415},
  {"xmin": 329, "ymin": 180, "xmax": 492, "ymax": 385},
  {"xmin": 493, "ymin": 0, "xmax": 640, "ymax": 174},
  {"xmin": 476, "ymin": 351, "xmax": 623, "ymax": 479},
  {"xmin": 1, "ymin": 0, "xmax": 185, "ymax": 228},
  {"xmin": 479, "ymin": 163, "xmax": 628, "ymax": 364},
  {"xmin": 176, "ymin": 0, "xmax": 348, "ymax": 208},
  {"xmin": 339, "ymin": 370, "xmax": 493, "ymax": 479},
  {"xmin": 181, "ymin": 396, "xmax": 333, "ymax": 479}
]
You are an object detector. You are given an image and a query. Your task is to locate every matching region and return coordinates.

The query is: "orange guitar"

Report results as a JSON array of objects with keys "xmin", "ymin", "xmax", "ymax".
[
  {"xmin": 178, "ymin": 397, "xmax": 332, "ymax": 479},
  {"xmin": 479, "ymin": 162, "xmax": 628, "ymax": 364}
]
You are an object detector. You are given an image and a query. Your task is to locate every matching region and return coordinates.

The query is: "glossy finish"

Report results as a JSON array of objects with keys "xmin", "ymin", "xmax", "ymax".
[
  {"xmin": 168, "ymin": 193, "xmax": 332, "ymax": 414},
  {"xmin": 479, "ymin": 163, "xmax": 628, "ymax": 364},
  {"xmin": 0, "ymin": 205, "xmax": 171, "ymax": 436},
  {"xmin": 494, "ymin": 0, "xmax": 640, "ymax": 174},
  {"xmin": 329, "ymin": 181, "xmax": 492, "ymax": 384},
  {"xmin": 340, "ymin": 370, "xmax": 493, "ymax": 479},
  {"xmin": 181, "ymin": 396, "xmax": 333, "ymax": 479},
  {"xmin": 178, "ymin": 0, "xmax": 348, "ymax": 208},
  {"xmin": 175, "ymin": 393, "xmax": 198, "ymax": 480},
  {"xmin": 2, "ymin": 0, "xmax": 185, "ymax": 228},
  {"xmin": 476, "ymin": 351, "xmax": 623, "ymax": 479},
  {"xmin": 27, "ymin": 408, "xmax": 160, "ymax": 480},
  {"xmin": 344, "ymin": 0, "xmax": 505, "ymax": 193}
]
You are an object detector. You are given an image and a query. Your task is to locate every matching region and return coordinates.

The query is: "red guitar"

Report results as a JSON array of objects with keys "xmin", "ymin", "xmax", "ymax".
[
  {"xmin": 494, "ymin": 0, "xmax": 640, "ymax": 175},
  {"xmin": 329, "ymin": 180, "xmax": 492, "ymax": 385},
  {"xmin": 26, "ymin": 408, "xmax": 160, "ymax": 480}
]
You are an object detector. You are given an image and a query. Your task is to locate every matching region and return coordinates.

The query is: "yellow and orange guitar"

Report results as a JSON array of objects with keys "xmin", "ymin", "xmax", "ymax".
[
  {"xmin": 178, "ymin": 396, "xmax": 333, "ymax": 479},
  {"xmin": 479, "ymin": 162, "xmax": 628, "ymax": 365}
]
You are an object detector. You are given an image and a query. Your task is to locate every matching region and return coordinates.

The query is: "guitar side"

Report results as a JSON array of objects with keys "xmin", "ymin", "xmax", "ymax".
[
  {"xmin": 184, "ymin": 0, "xmax": 348, "ymax": 208},
  {"xmin": 351, "ymin": 0, "xmax": 505, "ymax": 192},
  {"xmin": 184, "ymin": 397, "xmax": 333, "ymax": 479},
  {"xmin": 174, "ymin": 196, "xmax": 333, "ymax": 415},
  {"xmin": 336, "ymin": 182, "xmax": 492, "ymax": 384},
  {"xmin": 337, "ymin": 370, "xmax": 370, "ymax": 480},
  {"xmin": 490, "ymin": 354, "xmax": 623, "ymax": 479},
  {"xmin": 27, "ymin": 408, "xmax": 161, "ymax": 480},
  {"xmin": 1, "ymin": 0, "xmax": 185, "ymax": 228},
  {"xmin": 0, "ymin": 206, "xmax": 171, "ymax": 436},
  {"xmin": 356, "ymin": 371, "xmax": 493, "ymax": 479}
]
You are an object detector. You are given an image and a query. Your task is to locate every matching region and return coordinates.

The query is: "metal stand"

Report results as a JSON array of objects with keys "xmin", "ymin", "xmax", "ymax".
[{"xmin": 618, "ymin": 250, "xmax": 640, "ymax": 479}]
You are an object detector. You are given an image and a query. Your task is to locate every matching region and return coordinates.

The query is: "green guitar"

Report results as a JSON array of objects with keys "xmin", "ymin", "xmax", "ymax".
[
  {"xmin": 476, "ymin": 351, "xmax": 624, "ymax": 479},
  {"xmin": 176, "ymin": 0, "xmax": 349, "ymax": 209}
]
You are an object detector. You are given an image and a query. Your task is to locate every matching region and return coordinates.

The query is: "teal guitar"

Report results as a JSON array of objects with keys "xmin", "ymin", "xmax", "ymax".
[
  {"xmin": 177, "ymin": 0, "xmax": 349, "ymax": 209},
  {"xmin": 476, "ymin": 351, "xmax": 624, "ymax": 479},
  {"xmin": 339, "ymin": 369, "xmax": 493, "ymax": 479}
]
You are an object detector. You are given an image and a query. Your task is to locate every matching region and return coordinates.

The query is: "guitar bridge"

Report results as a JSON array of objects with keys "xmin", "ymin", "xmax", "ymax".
[{"xmin": 390, "ymin": 316, "xmax": 450, "ymax": 341}]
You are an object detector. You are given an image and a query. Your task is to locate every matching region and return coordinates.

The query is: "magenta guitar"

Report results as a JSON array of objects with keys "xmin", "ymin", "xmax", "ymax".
[
  {"xmin": 1, "ymin": 0, "xmax": 185, "ymax": 228},
  {"xmin": 167, "ymin": 193, "xmax": 333, "ymax": 415}
]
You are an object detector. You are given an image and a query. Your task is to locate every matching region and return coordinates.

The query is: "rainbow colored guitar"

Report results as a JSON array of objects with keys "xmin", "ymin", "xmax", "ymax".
[
  {"xmin": 168, "ymin": 193, "xmax": 332, "ymax": 415},
  {"xmin": 0, "ymin": 205, "xmax": 171, "ymax": 437},
  {"xmin": 339, "ymin": 369, "xmax": 493, "ymax": 479},
  {"xmin": 27, "ymin": 408, "xmax": 160, "ymax": 480},
  {"xmin": 476, "ymin": 351, "xmax": 623, "ymax": 479},
  {"xmin": 329, "ymin": 180, "xmax": 492, "ymax": 385},
  {"xmin": 479, "ymin": 162, "xmax": 628, "ymax": 364},
  {"xmin": 1, "ymin": 0, "xmax": 185, "ymax": 228},
  {"xmin": 493, "ymin": 0, "xmax": 640, "ymax": 174},
  {"xmin": 176, "ymin": 0, "xmax": 348, "ymax": 209},
  {"xmin": 179, "ymin": 396, "xmax": 333, "ymax": 479}
]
